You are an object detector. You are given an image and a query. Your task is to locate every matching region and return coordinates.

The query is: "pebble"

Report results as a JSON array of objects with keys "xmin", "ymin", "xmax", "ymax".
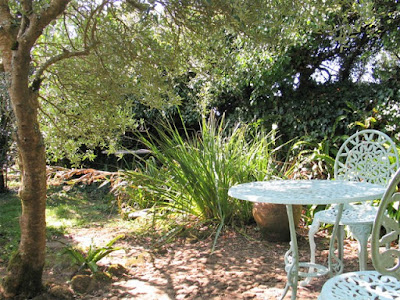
[{"xmin": 243, "ymin": 291, "xmax": 257, "ymax": 299}]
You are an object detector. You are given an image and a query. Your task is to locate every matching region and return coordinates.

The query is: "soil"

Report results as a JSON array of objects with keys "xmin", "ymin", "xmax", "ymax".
[{"xmin": 35, "ymin": 224, "xmax": 364, "ymax": 300}]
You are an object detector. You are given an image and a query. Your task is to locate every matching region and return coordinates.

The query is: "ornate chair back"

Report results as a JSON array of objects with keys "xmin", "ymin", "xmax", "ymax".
[
  {"xmin": 334, "ymin": 129, "xmax": 399, "ymax": 186},
  {"xmin": 371, "ymin": 167, "xmax": 400, "ymax": 280}
]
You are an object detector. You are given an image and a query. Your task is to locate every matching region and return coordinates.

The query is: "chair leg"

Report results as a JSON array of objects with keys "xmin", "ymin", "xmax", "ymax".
[
  {"xmin": 302, "ymin": 218, "xmax": 321, "ymax": 286},
  {"xmin": 348, "ymin": 224, "xmax": 373, "ymax": 271}
]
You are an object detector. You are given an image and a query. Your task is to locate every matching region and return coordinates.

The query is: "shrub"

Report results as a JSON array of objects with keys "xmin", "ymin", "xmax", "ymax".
[{"xmin": 121, "ymin": 113, "xmax": 283, "ymax": 248}]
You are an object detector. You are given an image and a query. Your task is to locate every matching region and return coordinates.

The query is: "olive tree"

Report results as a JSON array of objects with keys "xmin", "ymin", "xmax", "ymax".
[{"xmin": 0, "ymin": 1, "xmax": 111, "ymax": 297}]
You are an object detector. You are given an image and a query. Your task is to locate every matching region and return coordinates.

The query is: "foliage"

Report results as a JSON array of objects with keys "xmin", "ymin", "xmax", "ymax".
[
  {"xmin": 63, "ymin": 234, "xmax": 124, "ymax": 274},
  {"xmin": 121, "ymin": 113, "xmax": 284, "ymax": 249},
  {"xmin": 184, "ymin": 1, "xmax": 400, "ymax": 149},
  {"xmin": 210, "ymin": 75, "xmax": 399, "ymax": 148},
  {"xmin": 0, "ymin": 73, "xmax": 14, "ymax": 192},
  {"xmin": 38, "ymin": 0, "xmax": 385, "ymax": 166},
  {"xmin": 37, "ymin": 3, "xmax": 166, "ymax": 165},
  {"xmin": 19, "ymin": 0, "xmax": 398, "ymax": 170},
  {"xmin": 290, "ymin": 115, "xmax": 349, "ymax": 179}
]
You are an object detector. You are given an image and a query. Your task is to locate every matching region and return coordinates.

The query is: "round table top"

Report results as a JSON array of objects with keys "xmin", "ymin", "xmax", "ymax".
[{"xmin": 228, "ymin": 180, "xmax": 386, "ymax": 205}]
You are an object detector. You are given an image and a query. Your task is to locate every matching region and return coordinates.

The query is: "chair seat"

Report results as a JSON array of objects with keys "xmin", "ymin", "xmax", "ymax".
[
  {"xmin": 318, "ymin": 271, "xmax": 400, "ymax": 299},
  {"xmin": 314, "ymin": 205, "xmax": 378, "ymax": 225}
]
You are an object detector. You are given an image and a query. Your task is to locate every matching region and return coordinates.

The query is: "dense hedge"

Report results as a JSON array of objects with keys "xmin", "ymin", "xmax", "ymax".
[
  {"xmin": 132, "ymin": 79, "xmax": 399, "ymax": 150},
  {"xmin": 210, "ymin": 81, "xmax": 399, "ymax": 143}
]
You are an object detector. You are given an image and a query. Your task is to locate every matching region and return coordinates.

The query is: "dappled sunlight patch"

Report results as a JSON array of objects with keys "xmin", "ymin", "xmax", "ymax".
[
  {"xmin": 46, "ymin": 206, "xmax": 82, "ymax": 229},
  {"xmin": 112, "ymin": 279, "xmax": 173, "ymax": 300},
  {"xmin": 45, "ymin": 172, "xmax": 122, "ymax": 235}
]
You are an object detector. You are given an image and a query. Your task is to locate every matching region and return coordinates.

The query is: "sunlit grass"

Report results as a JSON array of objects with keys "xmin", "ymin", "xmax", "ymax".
[
  {"xmin": 0, "ymin": 192, "xmax": 21, "ymax": 260},
  {"xmin": 0, "ymin": 180, "xmax": 127, "ymax": 261},
  {"xmin": 46, "ymin": 184, "xmax": 118, "ymax": 232}
]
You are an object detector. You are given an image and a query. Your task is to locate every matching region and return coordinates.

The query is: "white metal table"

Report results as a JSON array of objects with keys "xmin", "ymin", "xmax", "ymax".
[{"xmin": 228, "ymin": 180, "xmax": 386, "ymax": 300}]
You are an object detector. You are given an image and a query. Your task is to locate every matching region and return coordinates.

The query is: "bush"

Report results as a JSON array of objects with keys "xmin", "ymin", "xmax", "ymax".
[{"xmin": 121, "ymin": 113, "xmax": 284, "ymax": 248}]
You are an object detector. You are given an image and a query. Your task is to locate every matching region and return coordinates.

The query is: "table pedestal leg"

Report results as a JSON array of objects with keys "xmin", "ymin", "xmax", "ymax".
[
  {"xmin": 281, "ymin": 204, "xmax": 345, "ymax": 300},
  {"xmin": 280, "ymin": 204, "xmax": 299, "ymax": 300},
  {"xmin": 328, "ymin": 204, "xmax": 344, "ymax": 275}
]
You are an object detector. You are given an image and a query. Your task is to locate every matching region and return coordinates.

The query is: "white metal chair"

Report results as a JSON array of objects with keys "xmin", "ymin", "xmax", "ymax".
[
  {"xmin": 318, "ymin": 167, "xmax": 400, "ymax": 299},
  {"xmin": 308, "ymin": 130, "xmax": 399, "ymax": 273}
]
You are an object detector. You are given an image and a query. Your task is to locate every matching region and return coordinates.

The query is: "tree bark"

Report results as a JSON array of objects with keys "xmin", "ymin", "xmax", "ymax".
[
  {"xmin": 2, "ymin": 49, "xmax": 48, "ymax": 297},
  {"xmin": 0, "ymin": 1, "xmax": 70, "ymax": 297}
]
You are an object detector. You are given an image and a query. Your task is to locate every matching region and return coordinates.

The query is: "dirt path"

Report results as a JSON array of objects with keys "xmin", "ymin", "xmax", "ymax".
[{"xmin": 41, "ymin": 225, "xmax": 363, "ymax": 300}]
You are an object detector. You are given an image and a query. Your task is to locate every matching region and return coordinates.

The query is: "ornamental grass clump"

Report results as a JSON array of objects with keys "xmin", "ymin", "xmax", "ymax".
[{"xmin": 123, "ymin": 113, "xmax": 281, "ymax": 248}]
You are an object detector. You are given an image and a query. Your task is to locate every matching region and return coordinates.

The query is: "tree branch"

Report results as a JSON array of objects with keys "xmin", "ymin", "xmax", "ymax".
[
  {"xmin": 32, "ymin": 46, "xmax": 94, "ymax": 89},
  {"xmin": 83, "ymin": 1, "xmax": 109, "ymax": 48},
  {"xmin": 0, "ymin": 0, "xmax": 17, "ymax": 50},
  {"xmin": 21, "ymin": 0, "xmax": 70, "ymax": 49},
  {"xmin": 39, "ymin": 94, "xmax": 79, "ymax": 120},
  {"xmin": 62, "ymin": 12, "xmax": 77, "ymax": 51},
  {"xmin": 32, "ymin": 0, "xmax": 113, "ymax": 89},
  {"xmin": 126, "ymin": 0, "xmax": 150, "ymax": 12},
  {"xmin": 38, "ymin": 104, "xmax": 66, "ymax": 137},
  {"xmin": 19, "ymin": 0, "xmax": 33, "ymax": 37}
]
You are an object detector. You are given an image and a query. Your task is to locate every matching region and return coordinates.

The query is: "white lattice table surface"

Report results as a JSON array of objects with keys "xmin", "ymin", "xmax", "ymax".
[
  {"xmin": 228, "ymin": 180, "xmax": 386, "ymax": 205},
  {"xmin": 228, "ymin": 180, "xmax": 386, "ymax": 300}
]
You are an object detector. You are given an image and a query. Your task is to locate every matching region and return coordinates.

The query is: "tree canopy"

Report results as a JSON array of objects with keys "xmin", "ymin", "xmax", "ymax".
[{"xmin": 35, "ymin": 0, "xmax": 400, "ymax": 165}]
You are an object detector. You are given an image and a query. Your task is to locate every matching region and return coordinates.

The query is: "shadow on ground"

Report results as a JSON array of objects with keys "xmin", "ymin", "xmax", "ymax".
[{"xmin": 41, "ymin": 224, "xmax": 364, "ymax": 300}]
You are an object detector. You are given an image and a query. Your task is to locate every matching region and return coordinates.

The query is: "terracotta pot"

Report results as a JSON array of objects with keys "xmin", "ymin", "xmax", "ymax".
[{"xmin": 252, "ymin": 203, "xmax": 302, "ymax": 242}]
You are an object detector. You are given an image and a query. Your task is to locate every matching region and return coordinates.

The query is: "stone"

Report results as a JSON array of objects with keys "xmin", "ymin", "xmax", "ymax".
[
  {"xmin": 71, "ymin": 275, "xmax": 92, "ymax": 294},
  {"xmin": 92, "ymin": 271, "xmax": 112, "ymax": 283},
  {"xmin": 48, "ymin": 285, "xmax": 74, "ymax": 300},
  {"xmin": 107, "ymin": 264, "xmax": 127, "ymax": 277}
]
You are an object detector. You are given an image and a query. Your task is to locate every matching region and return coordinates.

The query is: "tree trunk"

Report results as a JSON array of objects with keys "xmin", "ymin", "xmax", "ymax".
[
  {"xmin": 2, "ymin": 45, "xmax": 48, "ymax": 299},
  {"xmin": 0, "ymin": 2, "xmax": 70, "ymax": 297},
  {"xmin": 2, "ymin": 98, "xmax": 47, "ymax": 297}
]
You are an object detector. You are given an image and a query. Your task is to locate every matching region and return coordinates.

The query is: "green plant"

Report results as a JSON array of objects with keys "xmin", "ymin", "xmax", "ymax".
[
  {"xmin": 0, "ymin": 191, "xmax": 21, "ymax": 260},
  {"xmin": 63, "ymin": 234, "xmax": 124, "ymax": 274},
  {"xmin": 290, "ymin": 115, "xmax": 348, "ymax": 180},
  {"xmin": 122, "ymin": 112, "xmax": 282, "ymax": 250}
]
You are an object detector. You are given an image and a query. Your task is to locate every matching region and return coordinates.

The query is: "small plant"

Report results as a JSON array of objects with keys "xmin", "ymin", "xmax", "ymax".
[{"xmin": 63, "ymin": 234, "xmax": 124, "ymax": 274}]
